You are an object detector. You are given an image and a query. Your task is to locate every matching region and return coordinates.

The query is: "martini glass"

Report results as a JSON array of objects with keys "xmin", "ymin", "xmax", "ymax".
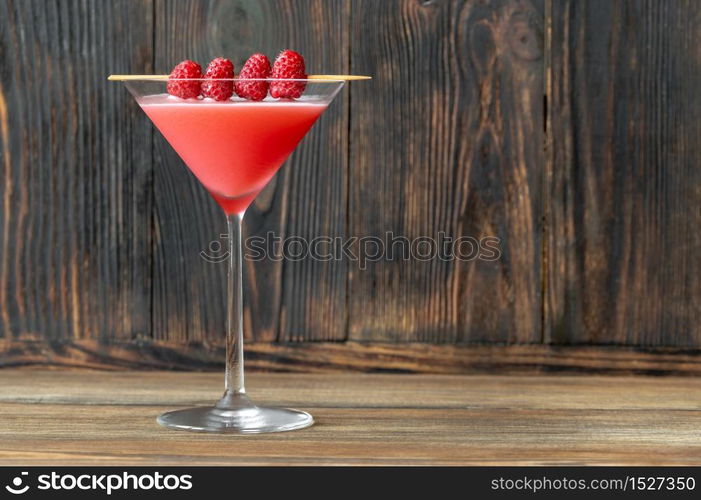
[{"xmin": 123, "ymin": 78, "xmax": 344, "ymax": 433}]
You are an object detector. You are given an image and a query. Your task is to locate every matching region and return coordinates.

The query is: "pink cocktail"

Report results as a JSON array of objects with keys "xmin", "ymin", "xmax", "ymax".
[
  {"xmin": 140, "ymin": 95, "xmax": 326, "ymax": 214},
  {"xmin": 121, "ymin": 77, "xmax": 344, "ymax": 433}
]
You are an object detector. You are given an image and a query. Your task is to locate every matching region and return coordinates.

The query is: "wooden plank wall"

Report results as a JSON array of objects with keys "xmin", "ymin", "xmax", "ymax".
[
  {"xmin": 547, "ymin": 0, "xmax": 701, "ymax": 347},
  {"xmin": 1, "ymin": 0, "xmax": 700, "ymax": 373},
  {"xmin": 349, "ymin": 0, "xmax": 543, "ymax": 343},
  {"xmin": 0, "ymin": 0, "xmax": 154, "ymax": 343}
]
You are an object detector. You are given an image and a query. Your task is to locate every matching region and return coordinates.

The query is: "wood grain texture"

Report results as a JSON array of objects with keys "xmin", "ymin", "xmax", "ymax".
[
  {"xmin": 0, "ymin": 0, "xmax": 153, "ymax": 341},
  {"xmin": 3, "ymin": 0, "xmax": 701, "ymax": 362},
  {"xmin": 151, "ymin": 0, "xmax": 350, "ymax": 345},
  {"xmin": 0, "ymin": 371, "xmax": 700, "ymax": 465},
  {"xmin": 4, "ymin": 370, "xmax": 701, "ymax": 409},
  {"xmin": 348, "ymin": 0, "xmax": 544, "ymax": 342},
  {"xmin": 3, "ymin": 340, "xmax": 701, "ymax": 376},
  {"xmin": 546, "ymin": 0, "xmax": 701, "ymax": 346}
]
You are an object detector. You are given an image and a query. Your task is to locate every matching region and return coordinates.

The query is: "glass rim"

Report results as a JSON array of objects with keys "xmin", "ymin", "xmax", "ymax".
[{"xmin": 129, "ymin": 78, "xmax": 345, "ymax": 83}]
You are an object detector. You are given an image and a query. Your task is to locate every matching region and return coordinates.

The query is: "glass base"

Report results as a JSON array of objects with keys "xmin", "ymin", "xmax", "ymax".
[{"xmin": 156, "ymin": 392, "xmax": 313, "ymax": 434}]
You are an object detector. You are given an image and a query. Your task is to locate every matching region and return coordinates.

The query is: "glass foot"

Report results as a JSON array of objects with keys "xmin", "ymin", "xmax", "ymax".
[{"xmin": 156, "ymin": 392, "xmax": 313, "ymax": 434}]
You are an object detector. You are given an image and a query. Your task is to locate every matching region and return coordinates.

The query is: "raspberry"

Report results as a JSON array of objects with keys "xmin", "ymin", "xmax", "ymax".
[
  {"xmin": 270, "ymin": 50, "xmax": 307, "ymax": 99},
  {"xmin": 201, "ymin": 57, "xmax": 235, "ymax": 101},
  {"xmin": 167, "ymin": 60, "xmax": 202, "ymax": 99},
  {"xmin": 235, "ymin": 53, "xmax": 271, "ymax": 101}
]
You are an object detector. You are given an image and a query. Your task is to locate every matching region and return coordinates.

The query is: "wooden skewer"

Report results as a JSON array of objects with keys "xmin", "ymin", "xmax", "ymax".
[
  {"xmin": 307, "ymin": 75, "xmax": 371, "ymax": 81},
  {"xmin": 108, "ymin": 74, "xmax": 371, "ymax": 81}
]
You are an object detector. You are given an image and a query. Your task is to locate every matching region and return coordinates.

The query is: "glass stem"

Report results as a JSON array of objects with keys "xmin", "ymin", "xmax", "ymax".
[{"xmin": 225, "ymin": 212, "xmax": 245, "ymax": 395}]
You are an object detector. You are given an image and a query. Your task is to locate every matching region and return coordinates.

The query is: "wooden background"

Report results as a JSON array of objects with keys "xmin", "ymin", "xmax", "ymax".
[{"xmin": 0, "ymin": 0, "xmax": 700, "ymax": 374}]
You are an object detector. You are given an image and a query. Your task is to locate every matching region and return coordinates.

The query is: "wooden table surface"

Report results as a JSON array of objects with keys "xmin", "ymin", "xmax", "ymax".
[{"xmin": 0, "ymin": 370, "xmax": 699, "ymax": 466}]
